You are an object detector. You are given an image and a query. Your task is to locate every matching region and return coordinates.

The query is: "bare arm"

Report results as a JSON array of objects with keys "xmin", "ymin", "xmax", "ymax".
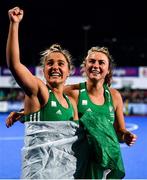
[
  {"xmin": 64, "ymin": 84, "xmax": 80, "ymax": 104},
  {"xmin": 110, "ymin": 88, "xmax": 137, "ymax": 146},
  {"xmin": 68, "ymin": 96, "xmax": 79, "ymax": 121},
  {"xmin": 6, "ymin": 7, "xmax": 39, "ymax": 96}
]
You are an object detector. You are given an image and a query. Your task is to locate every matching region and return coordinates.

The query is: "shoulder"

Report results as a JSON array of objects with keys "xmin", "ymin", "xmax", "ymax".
[
  {"xmin": 36, "ymin": 77, "xmax": 50, "ymax": 102},
  {"xmin": 109, "ymin": 87, "xmax": 122, "ymax": 99},
  {"xmin": 24, "ymin": 76, "xmax": 47, "ymax": 97},
  {"xmin": 36, "ymin": 77, "xmax": 48, "ymax": 90},
  {"xmin": 109, "ymin": 88, "xmax": 123, "ymax": 109},
  {"xmin": 104, "ymin": 85, "xmax": 121, "ymax": 100}
]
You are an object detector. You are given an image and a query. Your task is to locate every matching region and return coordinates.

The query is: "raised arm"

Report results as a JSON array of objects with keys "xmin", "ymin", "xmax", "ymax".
[
  {"xmin": 111, "ymin": 88, "xmax": 137, "ymax": 146},
  {"xmin": 6, "ymin": 7, "xmax": 38, "ymax": 95}
]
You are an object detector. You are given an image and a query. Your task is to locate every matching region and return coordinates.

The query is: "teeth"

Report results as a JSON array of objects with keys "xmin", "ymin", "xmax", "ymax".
[
  {"xmin": 91, "ymin": 70, "xmax": 99, "ymax": 74},
  {"xmin": 50, "ymin": 72, "xmax": 61, "ymax": 76}
]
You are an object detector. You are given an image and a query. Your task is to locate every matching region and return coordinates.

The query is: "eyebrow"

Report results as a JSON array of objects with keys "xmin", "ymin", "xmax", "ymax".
[
  {"xmin": 46, "ymin": 59, "xmax": 67, "ymax": 64},
  {"xmin": 46, "ymin": 59, "xmax": 65, "ymax": 61},
  {"xmin": 89, "ymin": 58, "xmax": 105, "ymax": 61}
]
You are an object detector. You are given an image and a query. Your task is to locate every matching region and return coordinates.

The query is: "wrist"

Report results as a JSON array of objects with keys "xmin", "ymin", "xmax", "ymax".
[{"xmin": 118, "ymin": 129, "xmax": 129, "ymax": 142}]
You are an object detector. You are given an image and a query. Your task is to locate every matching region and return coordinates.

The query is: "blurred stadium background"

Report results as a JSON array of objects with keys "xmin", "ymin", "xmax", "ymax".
[
  {"xmin": 0, "ymin": 0, "xmax": 147, "ymax": 179},
  {"xmin": 1, "ymin": 65, "xmax": 147, "ymax": 180}
]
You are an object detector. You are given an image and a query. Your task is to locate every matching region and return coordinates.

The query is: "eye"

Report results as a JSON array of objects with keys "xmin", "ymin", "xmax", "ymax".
[
  {"xmin": 99, "ymin": 60, "xmax": 105, "ymax": 65},
  {"xmin": 46, "ymin": 60, "xmax": 53, "ymax": 66},
  {"xmin": 89, "ymin": 59, "xmax": 96, "ymax": 64},
  {"xmin": 58, "ymin": 62, "xmax": 65, "ymax": 66},
  {"xmin": 58, "ymin": 60, "xmax": 66, "ymax": 66}
]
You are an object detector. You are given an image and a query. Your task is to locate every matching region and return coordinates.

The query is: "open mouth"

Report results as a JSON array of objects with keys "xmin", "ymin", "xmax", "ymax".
[
  {"xmin": 49, "ymin": 72, "xmax": 62, "ymax": 77},
  {"xmin": 90, "ymin": 70, "xmax": 100, "ymax": 75}
]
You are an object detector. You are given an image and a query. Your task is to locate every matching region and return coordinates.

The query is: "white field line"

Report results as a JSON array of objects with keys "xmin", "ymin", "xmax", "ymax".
[{"xmin": 0, "ymin": 136, "xmax": 24, "ymax": 141}]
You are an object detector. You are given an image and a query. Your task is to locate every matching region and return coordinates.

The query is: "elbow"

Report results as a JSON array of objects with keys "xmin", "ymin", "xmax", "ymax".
[
  {"xmin": 6, "ymin": 52, "xmax": 13, "ymax": 68},
  {"xmin": 6, "ymin": 59, "xmax": 14, "ymax": 70}
]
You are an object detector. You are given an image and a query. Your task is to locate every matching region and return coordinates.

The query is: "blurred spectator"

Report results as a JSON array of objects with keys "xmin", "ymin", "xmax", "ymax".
[
  {"xmin": 7, "ymin": 88, "xmax": 17, "ymax": 101},
  {"xmin": 0, "ymin": 89, "xmax": 6, "ymax": 100},
  {"xmin": 0, "ymin": 88, "xmax": 24, "ymax": 101}
]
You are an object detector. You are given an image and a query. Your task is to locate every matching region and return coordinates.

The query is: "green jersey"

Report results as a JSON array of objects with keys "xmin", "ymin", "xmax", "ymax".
[
  {"xmin": 23, "ymin": 89, "xmax": 74, "ymax": 122},
  {"xmin": 78, "ymin": 82, "xmax": 115, "ymax": 124},
  {"xmin": 78, "ymin": 82, "xmax": 124, "ymax": 179}
]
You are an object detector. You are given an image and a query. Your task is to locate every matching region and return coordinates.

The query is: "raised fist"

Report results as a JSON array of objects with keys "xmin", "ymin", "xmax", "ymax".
[{"xmin": 8, "ymin": 7, "xmax": 24, "ymax": 23}]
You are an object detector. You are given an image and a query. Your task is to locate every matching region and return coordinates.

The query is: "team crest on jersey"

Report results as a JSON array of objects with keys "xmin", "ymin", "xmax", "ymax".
[
  {"xmin": 82, "ymin": 100, "xmax": 87, "ymax": 105},
  {"xmin": 80, "ymin": 89, "xmax": 86, "ymax": 92},
  {"xmin": 51, "ymin": 101, "xmax": 57, "ymax": 107}
]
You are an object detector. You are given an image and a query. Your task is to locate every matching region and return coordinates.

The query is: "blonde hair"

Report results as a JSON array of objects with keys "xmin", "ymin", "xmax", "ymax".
[
  {"xmin": 40, "ymin": 44, "xmax": 72, "ymax": 70},
  {"xmin": 81, "ymin": 46, "xmax": 115, "ymax": 86}
]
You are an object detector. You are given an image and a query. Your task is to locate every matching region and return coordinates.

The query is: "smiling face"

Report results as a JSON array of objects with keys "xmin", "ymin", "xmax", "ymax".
[
  {"xmin": 85, "ymin": 51, "xmax": 110, "ymax": 83},
  {"xmin": 43, "ymin": 52, "xmax": 70, "ymax": 87}
]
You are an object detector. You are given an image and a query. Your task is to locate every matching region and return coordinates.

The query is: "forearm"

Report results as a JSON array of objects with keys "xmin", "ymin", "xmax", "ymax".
[{"xmin": 6, "ymin": 22, "xmax": 20, "ymax": 69}]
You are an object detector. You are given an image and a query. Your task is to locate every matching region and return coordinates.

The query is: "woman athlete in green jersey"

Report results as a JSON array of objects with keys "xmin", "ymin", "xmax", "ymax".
[{"xmin": 6, "ymin": 7, "xmax": 78, "ymax": 122}]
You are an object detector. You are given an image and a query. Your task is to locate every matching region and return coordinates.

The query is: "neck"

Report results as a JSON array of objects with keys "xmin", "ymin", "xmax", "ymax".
[
  {"xmin": 47, "ymin": 83, "xmax": 64, "ymax": 96},
  {"xmin": 86, "ymin": 79, "xmax": 104, "ymax": 94}
]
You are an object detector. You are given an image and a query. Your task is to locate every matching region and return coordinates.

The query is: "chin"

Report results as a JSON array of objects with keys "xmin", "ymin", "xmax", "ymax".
[
  {"xmin": 89, "ymin": 74, "xmax": 99, "ymax": 79},
  {"xmin": 49, "ymin": 79, "xmax": 59, "ymax": 83}
]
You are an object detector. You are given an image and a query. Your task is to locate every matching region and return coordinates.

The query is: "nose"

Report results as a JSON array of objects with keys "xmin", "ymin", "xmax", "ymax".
[
  {"xmin": 93, "ymin": 61, "xmax": 99, "ymax": 68},
  {"xmin": 52, "ymin": 63, "xmax": 59, "ymax": 70}
]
